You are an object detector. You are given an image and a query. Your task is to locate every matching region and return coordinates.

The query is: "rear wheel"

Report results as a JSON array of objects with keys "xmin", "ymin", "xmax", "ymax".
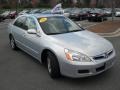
[
  {"xmin": 10, "ymin": 36, "xmax": 18, "ymax": 50},
  {"xmin": 47, "ymin": 52, "xmax": 60, "ymax": 78}
]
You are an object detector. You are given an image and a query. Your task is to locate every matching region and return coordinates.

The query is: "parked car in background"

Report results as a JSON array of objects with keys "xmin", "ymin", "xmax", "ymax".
[
  {"xmin": 33, "ymin": 9, "xmax": 47, "ymax": 14},
  {"xmin": 0, "ymin": 15, "xmax": 3, "ymax": 22},
  {"xmin": 115, "ymin": 10, "xmax": 120, "ymax": 17},
  {"xmin": 28, "ymin": 9, "xmax": 47, "ymax": 14},
  {"xmin": 63, "ymin": 8, "xmax": 72, "ymax": 17},
  {"xmin": 41, "ymin": 10, "xmax": 52, "ymax": 14},
  {"xmin": 103, "ymin": 9, "xmax": 112, "ymax": 17},
  {"xmin": 41, "ymin": 9, "xmax": 69, "ymax": 17},
  {"xmin": 28, "ymin": 9, "xmax": 40, "ymax": 14},
  {"xmin": 0, "ymin": 11, "xmax": 4, "ymax": 22},
  {"xmin": 9, "ymin": 11, "xmax": 17, "ymax": 19},
  {"xmin": 0, "ymin": 11, "xmax": 11, "ymax": 20},
  {"xmin": 8, "ymin": 14, "xmax": 116, "ymax": 78},
  {"xmin": 18, "ymin": 10, "xmax": 30, "ymax": 15},
  {"xmin": 0, "ymin": 11, "xmax": 2, "ymax": 21},
  {"xmin": 69, "ymin": 8, "xmax": 88, "ymax": 20},
  {"xmin": 87, "ymin": 9, "xmax": 107, "ymax": 22}
]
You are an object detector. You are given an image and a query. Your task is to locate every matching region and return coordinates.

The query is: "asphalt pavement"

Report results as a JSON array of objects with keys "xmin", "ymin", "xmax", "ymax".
[{"xmin": 0, "ymin": 19, "xmax": 120, "ymax": 90}]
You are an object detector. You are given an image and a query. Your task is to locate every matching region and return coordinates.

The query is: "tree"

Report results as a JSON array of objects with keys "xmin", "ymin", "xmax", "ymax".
[{"xmin": 84, "ymin": 0, "xmax": 91, "ymax": 7}]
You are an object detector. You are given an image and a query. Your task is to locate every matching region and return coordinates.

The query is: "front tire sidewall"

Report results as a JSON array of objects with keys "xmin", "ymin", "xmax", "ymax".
[
  {"xmin": 47, "ymin": 52, "xmax": 60, "ymax": 78},
  {"xmin": 47, "ymin": 58, "xmax": 52, "ymax": 74}
]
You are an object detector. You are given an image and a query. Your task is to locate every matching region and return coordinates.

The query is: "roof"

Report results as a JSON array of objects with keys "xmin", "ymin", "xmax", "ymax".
[{"xmin": 28, "ymin": 14, "xmax": 64, "ymax": 18}]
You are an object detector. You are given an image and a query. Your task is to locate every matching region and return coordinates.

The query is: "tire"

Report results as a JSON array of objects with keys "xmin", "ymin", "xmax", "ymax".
[
  {"xmin": 10, "ymin": 36, "xmax": 18, "ymax": 50},
  {"xmin": 47, "ymin": 52, "xmax": 60, "ymax": 78}
]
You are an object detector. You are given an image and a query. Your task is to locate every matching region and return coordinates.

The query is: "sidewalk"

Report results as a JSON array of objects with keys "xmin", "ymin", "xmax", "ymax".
[{"xmin": 88, "ymin": 20, "xmax": 120, "ymax": 33}]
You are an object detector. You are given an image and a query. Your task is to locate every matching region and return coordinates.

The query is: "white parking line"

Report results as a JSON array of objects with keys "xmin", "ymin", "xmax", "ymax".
[
  {"xmin": 97, "ymin": 28, "xmax": 120, "ymax": 37},
  {"xmin": 98, "ymin": 28, "xmax": 120, "ymax": 35},
  {"xmin": 100, "ymin": 34, "xmax": 120, "ymax": 37},
  {"xmin": 85, "ymin": 23, "xmax": 98, "ymax": 28}
]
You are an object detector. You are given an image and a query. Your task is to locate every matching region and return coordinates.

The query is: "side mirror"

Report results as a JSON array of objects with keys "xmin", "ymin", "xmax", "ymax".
[{"xmin": 27, "ymin": 29, "xmax": 37, "ymax": 34}]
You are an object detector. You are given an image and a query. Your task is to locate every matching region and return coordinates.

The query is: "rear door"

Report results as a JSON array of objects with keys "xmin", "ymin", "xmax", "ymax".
[{"xmin": 12, "ymin": 16, "xmax": 28, "ymax": 50}]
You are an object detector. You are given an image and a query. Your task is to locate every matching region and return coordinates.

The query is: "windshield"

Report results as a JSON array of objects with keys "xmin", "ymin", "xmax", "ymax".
[{"xmin": 38, "ymin": 16, "xmax": 84, "ymax": 35}]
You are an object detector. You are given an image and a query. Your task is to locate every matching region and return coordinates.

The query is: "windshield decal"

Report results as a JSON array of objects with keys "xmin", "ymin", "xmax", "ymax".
[{"xmin": 39, "ymin": 18, "xmax": 47, "ymax": 23}]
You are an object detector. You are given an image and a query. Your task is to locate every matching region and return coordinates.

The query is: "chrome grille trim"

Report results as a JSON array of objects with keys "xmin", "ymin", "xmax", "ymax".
[{"xmin": 93, "ymin": 50, "xmax": 113, "ymax": 60}]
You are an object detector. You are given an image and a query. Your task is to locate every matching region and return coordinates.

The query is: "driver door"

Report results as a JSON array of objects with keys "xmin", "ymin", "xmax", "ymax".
[{"xmin": 22, "ymin": 17, "xmax": 40, "ymax": 59}]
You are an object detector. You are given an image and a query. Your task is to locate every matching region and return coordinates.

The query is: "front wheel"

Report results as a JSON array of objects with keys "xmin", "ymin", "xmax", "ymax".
[{"xmin": 47, "ymin": 52, "xmax": 60, "ymax": 78}]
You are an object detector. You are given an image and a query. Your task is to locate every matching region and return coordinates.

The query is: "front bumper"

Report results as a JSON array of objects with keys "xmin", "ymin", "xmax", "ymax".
[{"xmin": 59, "ymin": 54, "xmax": 115, "ymax": 78}]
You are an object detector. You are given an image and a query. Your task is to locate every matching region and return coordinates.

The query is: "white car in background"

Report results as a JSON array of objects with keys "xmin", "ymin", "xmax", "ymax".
[
  {"xmin": 41, "ymin": 9, "xmax": 70, "ymax": 17},
  {"xmin": 115, "ymin": 10, "xmax": 120, "ymax": 17},
  {"xmin": 18, "ymin": 10, "xmax": 29, "ymax": 15}
]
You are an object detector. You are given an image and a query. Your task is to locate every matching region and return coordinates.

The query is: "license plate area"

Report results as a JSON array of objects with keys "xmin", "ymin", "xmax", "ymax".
[{"xmin": 106, "ymin": 59, "xmax": 113, "ymax": 67}]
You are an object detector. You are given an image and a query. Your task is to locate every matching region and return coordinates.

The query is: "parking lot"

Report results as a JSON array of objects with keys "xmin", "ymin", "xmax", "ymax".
[
  {"xmin": 76, "ymin": 17, "xmax": 120, "ymax": 28},
  {"xmin": 0, "ymin": 18, "xmax": 120, "ymax": 90}
]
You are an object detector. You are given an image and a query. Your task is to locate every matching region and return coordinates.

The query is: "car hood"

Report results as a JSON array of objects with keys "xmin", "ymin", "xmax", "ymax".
[{"xmin": 49, "ymin": 30, "xmax": 113, "ymax": 57}]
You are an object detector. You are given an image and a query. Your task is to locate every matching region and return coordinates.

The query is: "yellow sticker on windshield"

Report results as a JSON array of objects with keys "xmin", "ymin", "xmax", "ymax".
[{"xmin": 39, "ymin": 18, "xmax": 47, "ymax": 23}]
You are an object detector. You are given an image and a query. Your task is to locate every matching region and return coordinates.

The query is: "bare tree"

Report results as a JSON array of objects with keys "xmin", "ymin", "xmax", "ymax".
[{"xmin": 84, "ymin": 0, "xmax": 91, "ymax": 7}]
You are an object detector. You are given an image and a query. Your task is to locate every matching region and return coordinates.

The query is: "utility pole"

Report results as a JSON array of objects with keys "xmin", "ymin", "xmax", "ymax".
[
  {"xmin": 16, "ymin": 0, "xmax": 18, "ymax": 14},
  {"xmin": 16, "ymin": 0, "xmax": 21, "ymax": 14},
  {"xmin": 112, "ymin": 0, "xmax": 115, "ymax": 21}
]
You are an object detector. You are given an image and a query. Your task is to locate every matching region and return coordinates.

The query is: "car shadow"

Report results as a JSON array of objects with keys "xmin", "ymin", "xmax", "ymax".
[{"xmin": 53, "ymin": 69, "xmax": 113, "ymax": 86}]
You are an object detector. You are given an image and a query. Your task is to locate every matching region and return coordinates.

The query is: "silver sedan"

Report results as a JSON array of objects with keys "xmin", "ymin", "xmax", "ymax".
[{"xmin": 8, "ymin": 14, "xmax": 116, "ymax": 78}]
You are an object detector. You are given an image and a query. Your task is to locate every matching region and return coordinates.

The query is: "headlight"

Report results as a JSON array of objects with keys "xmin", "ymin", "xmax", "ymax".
[{"xmin": 64, "ymin": 49, "xmax": 92, "ymax": 62}]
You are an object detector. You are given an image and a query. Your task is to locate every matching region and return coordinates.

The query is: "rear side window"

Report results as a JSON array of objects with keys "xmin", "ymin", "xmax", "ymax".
[{"xmin": 14, "ymin": 16, "xmax": 27, "ymax": 30}]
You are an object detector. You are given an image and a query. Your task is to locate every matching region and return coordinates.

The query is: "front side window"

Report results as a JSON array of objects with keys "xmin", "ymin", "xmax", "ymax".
[
  {"xmin": 38, "ymin": 16, "xmax": 84, "ymax": 35},
  {"xmin": 25, "ymin": 17, "xmax": 37, "ymax": 30}
]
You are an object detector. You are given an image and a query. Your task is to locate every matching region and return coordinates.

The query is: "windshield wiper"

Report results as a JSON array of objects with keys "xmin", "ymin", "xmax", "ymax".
[
  {"xmin": 68, "ymin": 29, "xmax": 83, "ymax": 33},
  {"xmin": 47, "ymin": 29, "xmax": 84, "ymax": 35},
  {"xmin": 47, "ymin": 32, "xmax": 66, "ymax": 35}
]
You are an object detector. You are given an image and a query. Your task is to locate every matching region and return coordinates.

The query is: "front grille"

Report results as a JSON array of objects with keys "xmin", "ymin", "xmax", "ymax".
[
  {"xmin": 108, "ymin": 50, "xmax": 113, "ymax": 56},
  {"xmin": 93, "ymin": 50, "xmax": 113, "ymax": 60}
]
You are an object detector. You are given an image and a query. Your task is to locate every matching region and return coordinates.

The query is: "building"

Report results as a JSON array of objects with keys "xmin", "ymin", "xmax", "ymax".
[{"xmin": 0, "ymin": 0, "xmax": 120, "ymax": 8}]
